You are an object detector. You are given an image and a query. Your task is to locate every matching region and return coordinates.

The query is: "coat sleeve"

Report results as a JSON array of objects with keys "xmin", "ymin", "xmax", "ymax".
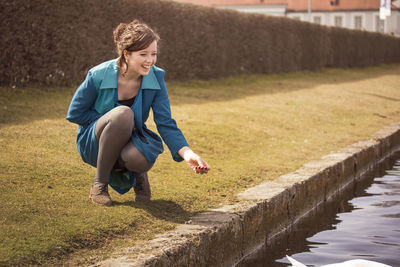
[
  {"xmin": 152, "ymin": 75, "xmax": 189, "ymax": 162},
  {"xmin": 66, "ymin": 71, "xmax": 101, "ymax": 126}
]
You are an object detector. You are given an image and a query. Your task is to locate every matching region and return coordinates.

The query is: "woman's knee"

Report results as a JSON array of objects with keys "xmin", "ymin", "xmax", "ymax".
[
  {"xmin": 95, "ymin": 106, "xmax": 134, "ymax": 140},
  {"xmin": 112, "ymin": 106, "xmax": 134, "ymax": 126},
  {"xmin": 107, "ymin": 106, "xmax": 134, "ymax": 135},
  {"xmin": 121, "ymin": 143, "xmax": 153, "ymax": 173}
]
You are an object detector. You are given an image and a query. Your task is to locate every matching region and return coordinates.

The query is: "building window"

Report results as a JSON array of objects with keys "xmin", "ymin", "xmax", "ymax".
[
  {"xmin": 334, "ymin": 16, "xmax": 343, "ymax": 27},
  {"xmin": 313, "ymin": 16, "xmax": 322, "ymax": 24},
  {"xmin": 376, "ymin": 15, "xmax": 385, "ymax": 33},
  {"xmin": 354, "ymin": 16, "xmax": 362, "ymax": 30}
]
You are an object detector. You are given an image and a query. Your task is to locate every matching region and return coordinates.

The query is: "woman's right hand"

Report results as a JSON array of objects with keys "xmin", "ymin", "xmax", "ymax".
[{"xmin": 179, "ymin": 147, "xmax": 210, "ymax": 174}]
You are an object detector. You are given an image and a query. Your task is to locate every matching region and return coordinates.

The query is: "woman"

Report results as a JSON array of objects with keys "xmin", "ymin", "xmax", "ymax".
[{"xmin": 67, "ymin": 19, "xmax": 210, "ymax": 206}]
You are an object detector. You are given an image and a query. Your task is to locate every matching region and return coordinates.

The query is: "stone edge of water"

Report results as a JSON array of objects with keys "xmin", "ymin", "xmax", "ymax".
[{"xmin": 93, "ymin": 121, "xmax": 400, "ymax": 267}]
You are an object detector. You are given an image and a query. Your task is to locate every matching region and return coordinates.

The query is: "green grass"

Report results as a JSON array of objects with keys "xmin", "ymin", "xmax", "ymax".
[{"xmin": 1, "ymin": 65, "xmax": 400, "ymax": 265}]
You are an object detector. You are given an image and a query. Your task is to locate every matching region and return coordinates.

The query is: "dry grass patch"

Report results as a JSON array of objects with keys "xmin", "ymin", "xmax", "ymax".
[{"xmin": 0, "ymin": 65, "xmax": 399, "ymax": 265}]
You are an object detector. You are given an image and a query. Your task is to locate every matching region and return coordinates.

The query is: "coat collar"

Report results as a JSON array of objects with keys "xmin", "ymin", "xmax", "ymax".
[{"xmin": 99, "ymin": 59, "xmax": 161, "ymax": 90}]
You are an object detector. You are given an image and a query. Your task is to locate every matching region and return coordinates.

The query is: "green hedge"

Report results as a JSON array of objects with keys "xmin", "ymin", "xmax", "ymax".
[{"xmin": 1, "ymin": 0, "xmax": 400, "ymax": 87}]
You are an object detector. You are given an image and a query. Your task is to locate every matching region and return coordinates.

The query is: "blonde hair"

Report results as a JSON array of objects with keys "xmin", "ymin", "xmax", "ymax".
[{"xmin": 113, "ymin": 19, "xmax": 160, "ymax": 74}]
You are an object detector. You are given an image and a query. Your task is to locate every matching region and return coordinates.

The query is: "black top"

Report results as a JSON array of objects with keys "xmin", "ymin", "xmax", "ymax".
[{"xmin": 118, "ymin": 96, "xmax": 135, "ymax": 107}]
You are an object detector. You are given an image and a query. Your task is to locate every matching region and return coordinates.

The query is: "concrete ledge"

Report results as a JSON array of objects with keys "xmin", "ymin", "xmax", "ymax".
[{"xmin": 94, "ymin": 122, "xmax": 400, "ymax": 267}]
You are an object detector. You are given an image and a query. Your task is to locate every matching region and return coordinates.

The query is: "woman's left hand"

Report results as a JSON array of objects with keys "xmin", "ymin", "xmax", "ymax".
[{"xmin": 180, "ymin": 147, "xmax": 210, "ymax": 174}]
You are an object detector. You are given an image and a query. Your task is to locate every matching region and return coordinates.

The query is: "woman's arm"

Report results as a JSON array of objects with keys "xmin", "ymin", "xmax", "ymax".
[
  {"xmin": 152, "ymin": 73, "xmax": 189, "ymax": 162},
  {"xmin": 66, "ymin": 71, "xmax": 101, "ymax": 126},
  {"xmin": 152, "ymin": 70, "xmax": 210, "ymax": 174},
  {"xmin": 178, "ymin": 146, "xmax": 210, "ymax": 174}
]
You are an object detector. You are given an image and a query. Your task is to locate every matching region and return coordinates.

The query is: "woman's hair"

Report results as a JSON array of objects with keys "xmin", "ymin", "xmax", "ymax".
[{"xmin": 113, "ymin": 19, "xmax": 160, "ymax": 74}]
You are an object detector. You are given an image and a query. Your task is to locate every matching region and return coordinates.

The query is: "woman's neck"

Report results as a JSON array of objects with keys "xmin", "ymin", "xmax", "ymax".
[{"xmin": 120, "ymin": 67, "xmax": 141, "ymax": 81}]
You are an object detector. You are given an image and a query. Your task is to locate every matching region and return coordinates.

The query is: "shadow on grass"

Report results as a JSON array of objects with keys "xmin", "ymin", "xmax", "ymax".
[
  {"xmin": 167, "ymin": 64, "xmax": 400, "ymax": 104},
  {"xmin": 11, "ymin": 200, "xmax": 194, "ymax": 266},
  {"xmin": 361, "ymin": 92, "xmax": 400, "ymax": 102},
  {"xmin": 0, "ymin": 86, "xmax": 74, "ymax": 128},
  {"xmin": 112, "ymin": 199, "xmax": 194, "ymax": 224},
  {"xmin": 0, "ymin": 64, "xmax": 399, "ymax": 128}
]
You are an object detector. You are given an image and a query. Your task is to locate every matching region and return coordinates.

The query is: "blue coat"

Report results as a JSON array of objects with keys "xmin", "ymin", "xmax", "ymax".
[{"xmin": 67, "ymin": 59, "xmax": 189, "ymax": 192}]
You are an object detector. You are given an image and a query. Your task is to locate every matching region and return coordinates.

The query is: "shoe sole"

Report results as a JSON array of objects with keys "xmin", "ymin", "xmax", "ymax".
[{"xmin": 89, "ymin": 195, "xmax": 112, "ymax": 206}]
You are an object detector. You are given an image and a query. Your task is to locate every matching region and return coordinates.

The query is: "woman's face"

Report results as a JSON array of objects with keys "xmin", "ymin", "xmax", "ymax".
[{"xmin": 124, "ymin": 40, "xmax": 157, "ymax": 77}]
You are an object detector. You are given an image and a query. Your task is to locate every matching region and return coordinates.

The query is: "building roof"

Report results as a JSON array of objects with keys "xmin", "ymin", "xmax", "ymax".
[
  {"xmin": 287, "ymin": 0, "xmax": 384, "ymax": 12},
  {"xmin": 172, "ymin": 0, "xmax": 399, "ymax": 11},
  {"xmin": 172, "ymin": 0, "xmax": 286, "ymax": 7}
]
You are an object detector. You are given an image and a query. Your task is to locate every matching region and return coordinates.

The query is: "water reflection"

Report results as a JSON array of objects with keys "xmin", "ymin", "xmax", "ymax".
[{"xmin": 236, "ymin": 155, "xmax": 400, "ymax": 267}]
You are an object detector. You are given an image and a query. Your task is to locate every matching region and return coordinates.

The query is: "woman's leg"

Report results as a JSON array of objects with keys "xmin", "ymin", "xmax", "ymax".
[
  {"xmin": 90, "ymin": 106, "xmax": 134, "ymax": 206},
  {"xmin": 94, "ymin": 106, "xmax": 134, "ymax": 185},
  {"xmin": 119, "ymin": 142, "xmax": 153, "ymax": 202},
  {"xmin": 120, "ymin": 142, "xmax": 153, "ymax": 173}
]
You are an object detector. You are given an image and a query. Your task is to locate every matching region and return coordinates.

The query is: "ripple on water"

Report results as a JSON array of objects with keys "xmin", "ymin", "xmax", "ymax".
[{"xmin": 236, "ymin": 157, "xmax": 400, "ymax": 267}]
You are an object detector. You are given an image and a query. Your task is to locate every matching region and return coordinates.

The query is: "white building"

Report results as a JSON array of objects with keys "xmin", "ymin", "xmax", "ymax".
[{"xmin": 173, "ymin": 0, "xmax": 400, "ymax": 36}]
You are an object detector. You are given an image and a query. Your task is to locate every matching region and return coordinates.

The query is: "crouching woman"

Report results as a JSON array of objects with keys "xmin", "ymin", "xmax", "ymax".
[{"xmin": 67, "ymin": 19, "xmax": 210, "ymax": 206}]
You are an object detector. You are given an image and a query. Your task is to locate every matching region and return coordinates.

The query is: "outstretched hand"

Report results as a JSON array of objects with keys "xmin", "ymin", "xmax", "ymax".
[{"xmin": 180, "ymin": 147, "xmax": 210, "ymax": 174}]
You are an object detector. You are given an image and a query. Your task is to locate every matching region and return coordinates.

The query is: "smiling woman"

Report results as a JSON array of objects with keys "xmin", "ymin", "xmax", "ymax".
[{"xmin": 66, "ymin": 19, "xmax": 210, "ymax": 207}]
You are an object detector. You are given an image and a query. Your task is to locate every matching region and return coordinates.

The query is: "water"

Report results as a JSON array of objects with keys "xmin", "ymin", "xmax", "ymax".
[{"xmin": 236, "ymin": 155, "xmax": 400, "ymax": 267}]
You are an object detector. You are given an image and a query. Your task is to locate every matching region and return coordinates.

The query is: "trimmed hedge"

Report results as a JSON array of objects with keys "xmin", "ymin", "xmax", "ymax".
[{"xmin": 1, "ymin": 0, "xmax": 400, "ymax": 87}]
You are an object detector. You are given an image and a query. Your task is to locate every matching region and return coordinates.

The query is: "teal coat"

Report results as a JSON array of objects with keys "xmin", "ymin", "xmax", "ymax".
[{"xmin": 67, "ymin": 59, "xmax": 188, "ymax": 192}]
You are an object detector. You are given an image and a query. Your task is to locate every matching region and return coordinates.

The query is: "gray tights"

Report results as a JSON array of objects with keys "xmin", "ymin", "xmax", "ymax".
[{"xmin": 94, "ymin": 106, "xmax": 153, "ymax": 186}]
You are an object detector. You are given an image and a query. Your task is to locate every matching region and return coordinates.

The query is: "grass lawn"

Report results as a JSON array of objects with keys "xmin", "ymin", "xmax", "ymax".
[{"xmin": 1, "ymin": 64, "xmax": 399, "ymax": 265}]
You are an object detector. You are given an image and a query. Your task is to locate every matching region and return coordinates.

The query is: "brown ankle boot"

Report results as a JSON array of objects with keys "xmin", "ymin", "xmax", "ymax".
[
  {"xmin": 134, "ymin": 172, "xmax": 151, "ymax": 202},
  {"xmin": 89, "ymin": 184, "xmax": 112, "ymax": 206}
]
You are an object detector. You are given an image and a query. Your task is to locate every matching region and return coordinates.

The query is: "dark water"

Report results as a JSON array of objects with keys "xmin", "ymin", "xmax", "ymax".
[{"xmin": 236, "ymin": 154, "xmax": 400, "ymax": 267}]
